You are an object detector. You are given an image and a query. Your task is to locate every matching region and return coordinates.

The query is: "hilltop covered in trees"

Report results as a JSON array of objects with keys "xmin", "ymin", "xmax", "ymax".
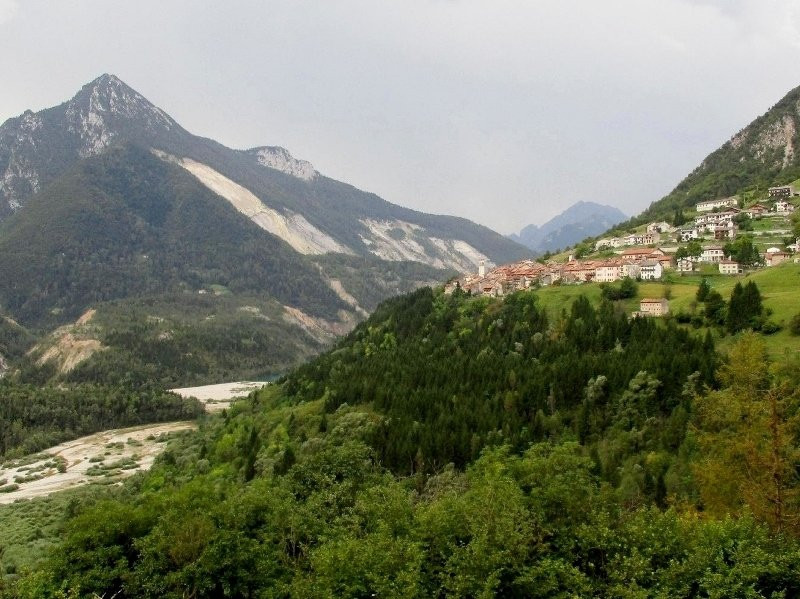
[{"xmin": 286, "ymin": 287, "xmax": 716, "ymax": 479}]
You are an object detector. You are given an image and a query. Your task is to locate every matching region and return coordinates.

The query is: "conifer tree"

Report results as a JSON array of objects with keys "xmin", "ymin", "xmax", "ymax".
[{"xmin": 696, "ymin": 278, "xmax": 711, "ymax": 302}]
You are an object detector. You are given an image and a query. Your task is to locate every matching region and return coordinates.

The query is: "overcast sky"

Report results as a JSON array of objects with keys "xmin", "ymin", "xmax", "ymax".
[{"xmin": 2, "ymin": 1, "xmax": 800, "ymax": 233}]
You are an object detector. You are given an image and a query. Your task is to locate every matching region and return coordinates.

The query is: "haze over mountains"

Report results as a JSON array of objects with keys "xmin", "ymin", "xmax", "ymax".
[{"xmin": 509, "ymin": 201, "xmax": 627, "ymax": 254}]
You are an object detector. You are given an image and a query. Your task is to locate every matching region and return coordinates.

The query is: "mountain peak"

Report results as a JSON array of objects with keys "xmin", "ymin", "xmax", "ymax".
[
  {"xmin": 509, "ymin": 201, "xmax": 627, "ymax": 254},
  {"xmin": 61, "ymin": 74, "xmax": 176, "ymax": 157}
]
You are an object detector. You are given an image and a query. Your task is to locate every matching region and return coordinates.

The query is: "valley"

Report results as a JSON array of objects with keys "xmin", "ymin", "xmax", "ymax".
[{"xmin": 3, "ymin": 61, "xmax": 800, "ymax": 597}]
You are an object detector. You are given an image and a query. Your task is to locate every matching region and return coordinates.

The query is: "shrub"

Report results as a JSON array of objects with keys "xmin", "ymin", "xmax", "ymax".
[
  {"xmin": 760, "ymin": 320, "xmax": 781, "ymax": 335},
  {"xmin": 789, "ymin": 313, "xmax": 800, "ymax": 336}
]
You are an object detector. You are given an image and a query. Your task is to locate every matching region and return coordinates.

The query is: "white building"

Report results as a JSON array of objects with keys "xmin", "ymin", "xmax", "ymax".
[
  {"xmin": 595, "ymin": 238, "xmax": 613, "ymax": 251},
  {"xmin": 639, "ymin": 260, "xmax": 663, "ymax": 280},
  {"xmin": 647, "ymin": 222, "xmax": 674, "ymax": 234},
  {"xmin": 676, "ymin": 257, "xmax": 697, "ymax": 272},
  {"xmin": 700, "ymin": 246, "xmax": 725, "ymax": 263},
  {"xmin": 621, "ymin": 261, "xmax": 641, "ymax": 279},
  {"xmin": 679, "ymin": 228, "xmax": 700, "ymax": 242},
  {"xmin": 696, "ymin": 210, "xmax": 737, "ymax": 226},
  {"xmin": 696, "ymin": 197, "xmax": 738, "ymax": 212},
  {"xmin": 775, "ymin": 199, "xmax": 796, "ymax": 214}
]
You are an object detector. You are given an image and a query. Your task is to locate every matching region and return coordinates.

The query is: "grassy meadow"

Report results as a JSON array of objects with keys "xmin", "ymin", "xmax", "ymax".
[{"xmin": 528, "ymin": 261, "xmax": 800, "ymax": 361}]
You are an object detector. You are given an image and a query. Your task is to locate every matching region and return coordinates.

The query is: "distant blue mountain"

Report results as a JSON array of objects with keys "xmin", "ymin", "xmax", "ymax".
[{"xmin": 509, "ymin": 201, "xmax": 627, "ymax": 254}]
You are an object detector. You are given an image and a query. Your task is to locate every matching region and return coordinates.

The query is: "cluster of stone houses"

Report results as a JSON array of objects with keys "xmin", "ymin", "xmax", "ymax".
[
  {"xmin": 449, "ymin": 249, "xmax": 675, "ymax": 297},
  {"xmin": 452, "ymin": 192, "xmax": 800, "ymax": 299},
  {"xmin": 674, "ymin": 196, "xmax": 795, "ymax": 244}
]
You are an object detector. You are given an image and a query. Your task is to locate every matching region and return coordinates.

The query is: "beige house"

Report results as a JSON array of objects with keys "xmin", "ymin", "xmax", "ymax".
[
  {"xmin": 719, "ymin": 260, "xmax": 742, "ymax": 275},
  {"xmin": 637, "ymin": 298, "xmax": 670, "ymax": 317},
  {"xmin": 765, "ymin": 251, "xmax": 790, "ymax": 267},
  {"xmin": 595, "ymin": 262, "xmax": 623, "ymax": 283},
  {"xmin": 621, "ymin": 247, "xmax": 657, "ymax": 262},
  {"xmin": 744, "ymin": 203, "xmax": 768, "ymax": 217}
]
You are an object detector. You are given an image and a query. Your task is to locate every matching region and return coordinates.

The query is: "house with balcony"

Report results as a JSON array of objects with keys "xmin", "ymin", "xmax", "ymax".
[
  {"xmin": 768, "ymin": 185, "xmax": 796, "ymax": 198},
  {"xmin": 700, "ymin": 246, "xmax": 725, "ymax": 263}
]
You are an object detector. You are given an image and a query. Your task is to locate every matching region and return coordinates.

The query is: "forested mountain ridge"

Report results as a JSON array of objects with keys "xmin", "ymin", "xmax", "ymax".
[
  {"xmin": 0, "ymin": 74, "xmax": 529, "ymax": 269},
  {"xmin": 623, "ymin": 82, "xmax": 800, "ymax": 227},
  {"xmin": 0, "ymin": 144, "xmax": 348, "ymax": 328}
]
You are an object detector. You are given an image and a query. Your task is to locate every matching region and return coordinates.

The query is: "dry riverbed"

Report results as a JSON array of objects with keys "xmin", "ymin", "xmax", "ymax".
[
  {"xmin": 0, "ymin": 422, "xmax": 195, "ymax": 504},
  {"xmin": 0, "ymin": 382, "xmax": 267, "ymax": 504},
  {"xmin": 169, "ymin": 381, "xmax": 268, "ymax": 412}
]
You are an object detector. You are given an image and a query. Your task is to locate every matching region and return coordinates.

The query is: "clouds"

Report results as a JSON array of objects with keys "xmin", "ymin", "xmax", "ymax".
[
  {"xmin": 1, "ymin": 1, "xmax": 800, "ymax": 232},
  {"xmin": 0, "ymin": 0, "xmax": 17, "ymax": 24}
]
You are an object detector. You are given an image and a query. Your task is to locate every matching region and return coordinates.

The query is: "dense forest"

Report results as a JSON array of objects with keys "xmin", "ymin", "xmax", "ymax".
[
  {"xmin": 0, "ymin": 317, "xmax": 34, "ymax": 369},
  {"xmin": 286, "ymin": 288, "xmax": 717, "ymax": 479},
  {"xmin": 3, "ymin": 288, "xmax": 798, "ymax": 597},
  {"xmin": 0, "ymin": 380, "xmax": 202, "ymax": 458}
]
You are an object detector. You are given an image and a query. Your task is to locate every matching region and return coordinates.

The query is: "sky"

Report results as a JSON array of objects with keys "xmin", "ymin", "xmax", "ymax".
[{"xmin": 2, "ymin": 0, "xmax": 800, "ymax": 234}]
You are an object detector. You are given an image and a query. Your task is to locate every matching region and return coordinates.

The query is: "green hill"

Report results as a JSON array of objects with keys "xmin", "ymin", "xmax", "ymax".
[{"xmin": 7, "ymin": 285, "xmax": 800, "ymax": 597}]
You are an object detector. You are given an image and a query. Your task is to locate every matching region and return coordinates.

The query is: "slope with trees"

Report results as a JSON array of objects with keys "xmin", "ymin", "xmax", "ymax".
[{"xmin": 4, "ymin": 317, "xmax": 800, "ymax": 597}]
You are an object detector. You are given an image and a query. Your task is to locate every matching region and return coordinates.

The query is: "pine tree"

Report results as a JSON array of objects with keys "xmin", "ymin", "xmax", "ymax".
[
  {"xmin": 696, "ymin": 278, "xmax": 711, "ymax": 302},
  {"xmin": 727, "ymin": 282, "xmax": 746, "ymax": 333}
]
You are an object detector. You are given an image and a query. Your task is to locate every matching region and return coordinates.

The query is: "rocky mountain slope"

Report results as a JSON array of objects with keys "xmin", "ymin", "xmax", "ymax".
[
  {"xmin": 509, "ymin": 201, "xmax": 626, "ymax": 254},
  {"xmin": 0, "ymin": 74, "xmax": 529, "ymax": 378},
  {"xmin": 628, "ymin": 82, "xmax": 800, "ymax": 226},
  {"xmin": 0, "ymin": 74, "xmax": 529, "ymax": 272}
]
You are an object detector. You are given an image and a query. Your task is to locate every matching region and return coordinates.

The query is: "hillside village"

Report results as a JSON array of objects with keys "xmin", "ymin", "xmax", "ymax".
[{"xmin": 448, "ymin": 185, "xmax": 800, "ymax": 301}]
